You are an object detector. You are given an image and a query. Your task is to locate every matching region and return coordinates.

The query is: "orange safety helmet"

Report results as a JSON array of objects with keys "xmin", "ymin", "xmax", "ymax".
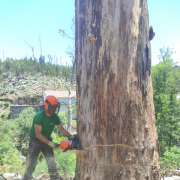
[{"xmin": 44, "ymin": 95, "xmax": 60, "ymax": 115}]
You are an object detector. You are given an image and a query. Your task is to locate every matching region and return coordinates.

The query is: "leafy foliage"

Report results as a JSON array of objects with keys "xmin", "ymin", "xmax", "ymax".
[
  {"xmin": 55, "ymin": 150, "xmax": 76, "ymax": 177},
  {"xmin": 160, "ymin": 146, "xmax": 180, "ymax": 175},
  {"xmin": 152, "ymin": 48, "xmax": 180, "ymax": 175},
  {"xmin": 14, "ymin": 108, "xmax": 36, "ymax": 156},
  {"xmin": 152, "ymin": 49, "xmax": 180, "ymax": 155},
  {"xmin": 0, "ymin": 118, "xmax": 23, "ymax": 173}
]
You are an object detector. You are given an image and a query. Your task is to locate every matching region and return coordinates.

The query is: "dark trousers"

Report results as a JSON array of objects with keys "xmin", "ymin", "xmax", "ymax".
[{"xmin": 22, "ymin": 138, "xmax": 62, "ymax": 180}]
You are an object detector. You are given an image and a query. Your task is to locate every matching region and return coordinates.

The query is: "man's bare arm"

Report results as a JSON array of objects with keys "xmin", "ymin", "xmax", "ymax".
[
  {"xmin": 35, "ymin": 125, "xmax": 52, "ymax": 146},
  {"xmin": 58, "ymin": 125, "xmax": 72, "ymax": 137}
]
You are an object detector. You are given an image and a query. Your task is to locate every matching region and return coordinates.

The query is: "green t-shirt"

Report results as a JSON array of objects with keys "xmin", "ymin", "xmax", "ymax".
[{"xmin": 30, "ymin": 111, "xmax": 61, "ymax": 140}]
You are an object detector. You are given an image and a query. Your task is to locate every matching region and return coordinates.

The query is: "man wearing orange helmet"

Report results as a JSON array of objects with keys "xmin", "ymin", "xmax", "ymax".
[{"xmin": 23, "ymin": 95, "xmax": 72, "ymax": 180}]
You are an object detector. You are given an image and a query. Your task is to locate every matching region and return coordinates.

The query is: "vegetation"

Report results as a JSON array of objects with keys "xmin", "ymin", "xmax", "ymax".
[
  {"xmin": 0, "ymin": 58, "xmax": 73, "ymax": 82},
  {"xmin": 0, "ymin": 108, "xmax": 76, "ymax": 177},
  {"xmin": 152, "ymin": 48, "xmax": 180, "ymax": 174},
  {"xmin": 0, "ymin": 57, "xmax": 76, "ymax": 177},
  {"xmin": 0, "ymin": 114, "xmax": 24, "ymax": 173},
  {"xmin": 0, "ymin": 49, "xmax": 179, "ymax": 177},
  {"xmin": 160, "ymin": 146, "xmax": 180, "ymax": 175}
]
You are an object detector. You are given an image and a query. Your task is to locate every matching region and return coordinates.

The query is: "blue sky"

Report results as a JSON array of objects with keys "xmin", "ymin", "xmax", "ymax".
[
  {"xmin": 148, "ymin": 0, "xmax": 180, "ymax": 65},
  {"xmin": 0, "ymin": 0, "xmax": 74, "ymax": 64},
  {"xmin": 0, "ymin": 0, "xmax": 179, "ymax": 65}
]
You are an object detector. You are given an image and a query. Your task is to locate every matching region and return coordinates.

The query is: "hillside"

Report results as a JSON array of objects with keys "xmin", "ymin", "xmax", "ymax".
[{"xmin": 0, "ymin": 59, "xmax": 75, "ymax": 119}]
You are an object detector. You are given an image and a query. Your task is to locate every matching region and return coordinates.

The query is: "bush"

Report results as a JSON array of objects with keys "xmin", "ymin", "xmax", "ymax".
[
  {"xmin": 14, "ymin": 108, "xmax": 36, "ymax": 156},
  {"xmin": 55, "ymin": 150, "xmax": 76, "ymax": 178},
  {"xmin": 160, "ymin": 146, "xmax": 180, "ymax": 175},
  {"xmin": 0, "ymin": 119, "xmax": 23, "ymax": 173}
]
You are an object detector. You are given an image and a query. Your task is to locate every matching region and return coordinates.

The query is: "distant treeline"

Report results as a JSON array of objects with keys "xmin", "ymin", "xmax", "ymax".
[{"xmin": 0, "ymin": 57, "xmax": 74, "ymax": 82}]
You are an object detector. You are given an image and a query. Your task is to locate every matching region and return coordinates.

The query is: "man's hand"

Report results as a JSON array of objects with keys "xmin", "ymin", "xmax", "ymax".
[
  {"xmin": 58, "ymin": 125, "xmax": 72, "ymax": 137},
  {"xmin": 48, "ymin": 142, "xmax": 59, "ymax": 149}
]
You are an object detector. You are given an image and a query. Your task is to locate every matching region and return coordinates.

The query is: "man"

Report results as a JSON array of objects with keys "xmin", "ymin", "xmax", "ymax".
[{"xmin": 23, "ymin": 95, "xmax": 72, "ymax": 180}]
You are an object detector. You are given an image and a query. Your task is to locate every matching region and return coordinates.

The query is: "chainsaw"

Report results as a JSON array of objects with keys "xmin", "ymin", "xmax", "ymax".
[{"xmin": 58, "ymin": 134, "xmax": 81, "ymax": 152}]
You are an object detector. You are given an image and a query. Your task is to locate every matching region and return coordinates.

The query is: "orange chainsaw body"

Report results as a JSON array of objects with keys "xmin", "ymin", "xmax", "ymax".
[{"xmin": 59, "ymin": 140, "xmax": 72, "ymax": 152}]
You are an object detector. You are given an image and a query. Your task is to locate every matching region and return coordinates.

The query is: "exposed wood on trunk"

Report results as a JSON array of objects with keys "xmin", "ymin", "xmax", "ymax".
[{"xmin": 75, "ymin": 0, "xmax": 160, "ymax": 179}]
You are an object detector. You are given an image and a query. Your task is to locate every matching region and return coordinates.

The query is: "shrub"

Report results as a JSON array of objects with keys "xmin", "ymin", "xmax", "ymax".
[
  {"xmin": 14, "ymin": 108, "xmax": 36, "ymax": 156},
  {"xmin": 160, "ymin": 146, "xmax": 180, "ymax": 175}
]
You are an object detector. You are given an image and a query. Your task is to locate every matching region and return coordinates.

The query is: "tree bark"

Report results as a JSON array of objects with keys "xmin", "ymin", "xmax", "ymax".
[{"xmin": 75, "ymin": 0, "xmax": 160, "ymax": 180}]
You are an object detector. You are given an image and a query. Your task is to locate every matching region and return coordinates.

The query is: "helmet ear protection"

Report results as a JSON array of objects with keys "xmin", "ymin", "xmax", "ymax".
[
  {"xmin": 56, "ymin": 102, "xmax": 60, "ymax": 113},
  {"xmin": 44, "ymin": 96, "xmax": 60, "ymax": 114}
]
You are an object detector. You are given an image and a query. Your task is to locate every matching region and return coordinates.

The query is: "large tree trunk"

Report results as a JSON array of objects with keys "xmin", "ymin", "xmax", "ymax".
[{"xmin": 75, "ymin": 0, "xmax": 160, "ymax": 180}]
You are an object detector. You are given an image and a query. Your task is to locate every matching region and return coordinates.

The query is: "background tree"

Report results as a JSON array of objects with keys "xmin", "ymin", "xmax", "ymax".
[
  {"xmin": 152, "ymin": 48, "xmax": 180, "ymax": 155},
  {"xmin": 75, "ymin": 0, "xmax": 160, "ymax": 180}
]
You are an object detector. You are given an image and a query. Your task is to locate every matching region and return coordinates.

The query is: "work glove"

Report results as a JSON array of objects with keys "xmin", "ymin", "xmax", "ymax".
[{"xmin": 48, "ymin": 142, "xmax": 59, "ymax": 149}]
